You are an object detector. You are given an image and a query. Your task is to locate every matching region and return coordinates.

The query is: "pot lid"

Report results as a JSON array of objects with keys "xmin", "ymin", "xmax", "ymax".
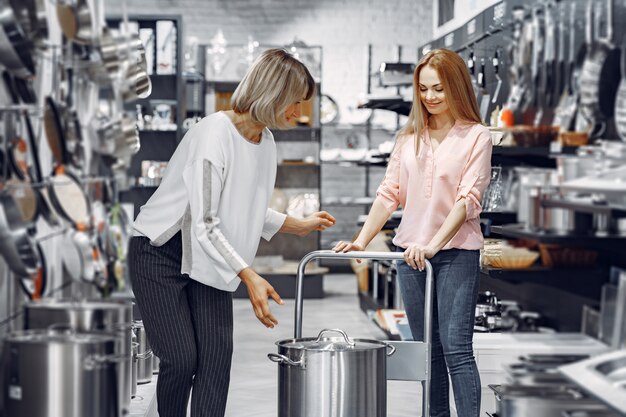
[
  {"xmin": 277, "ymin": 329, "xmax": 387, "ymax": 352},
  {"xmin": 6, "ymin": 329, "xmax": 115, "ymax": 345}
]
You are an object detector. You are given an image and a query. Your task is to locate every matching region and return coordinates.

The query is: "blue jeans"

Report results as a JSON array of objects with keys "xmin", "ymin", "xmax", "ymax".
[{"xmin": 396, "ymin": 248, "xmax": 481, "ymax": 417}]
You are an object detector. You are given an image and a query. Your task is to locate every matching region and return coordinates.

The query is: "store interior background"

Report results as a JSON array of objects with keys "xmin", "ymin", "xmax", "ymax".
[{"xmin": 1, "ymin": 0, "xmax": 626, "ymax": 414}]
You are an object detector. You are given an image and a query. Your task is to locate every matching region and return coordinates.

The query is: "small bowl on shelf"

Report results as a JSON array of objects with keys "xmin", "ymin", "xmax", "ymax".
[{"xmin": 559, "ymin": 131, "xmax": 589, "ymax": 147}]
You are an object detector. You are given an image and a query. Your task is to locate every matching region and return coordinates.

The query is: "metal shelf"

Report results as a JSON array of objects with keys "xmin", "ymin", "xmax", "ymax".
[{"xmin": 490, "ymin": 224, "xmax": 626, "ymax": 249}]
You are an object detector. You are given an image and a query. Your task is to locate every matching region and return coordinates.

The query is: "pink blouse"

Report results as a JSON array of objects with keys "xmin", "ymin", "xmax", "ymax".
[{"xmin": 376, "ymin": 121, "xmax": 492, "ymax": 250}]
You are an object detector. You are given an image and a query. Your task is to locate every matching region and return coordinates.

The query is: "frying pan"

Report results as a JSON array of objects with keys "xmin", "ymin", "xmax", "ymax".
[
  {"xmin": 0, "ymin": 189, "xmax": 40, "ymax": 277},
  {"xmin": 44, "ymin": 96, "xmax": 91, "ymax": 230},
  {"xmin": 577, "ymin": 0, "xmax": 621, "ymax": 138},
  {"xmin": 0, "ymin": 0, "xmax": 36, "ymax": 78},
  {"xmin": 56, "ymin": 0, "xmax": 99, "ymax": 45},
  {"xmin": 553, "ymin": 2, "xmax": 578, "ymax": 130},
  {"xmin": 17, "ymin": 241, "xmax": 47, "ymax": 300},
  {"xmin": 2, "ymin": 70, "xmax": 58, "ymax": 225},
  {"xmin": 616, "ymin": 36, "xmax": 626, "ymax": 142}
]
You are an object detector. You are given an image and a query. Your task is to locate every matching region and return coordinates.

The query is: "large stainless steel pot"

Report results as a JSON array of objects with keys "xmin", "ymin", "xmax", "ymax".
[
  {"xmin": 23, "ymin": 299, "xmax": 133, "ymax": 415},
  {"xmin": 269, "ymin": 328, "xmax": 395, "ymax": 417},
  {"xmin": 2, "ymin": 329, "xmax": 120, "ymax": 417},
  {"xmin": 489, "ymin": 384, "xmax": 608, "ymax": 417}
]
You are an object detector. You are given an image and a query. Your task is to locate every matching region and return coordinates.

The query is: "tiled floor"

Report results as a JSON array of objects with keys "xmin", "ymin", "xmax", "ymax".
[{"xmin": 226, "ymin": 273, "xmax": 424, "ymax": 417}]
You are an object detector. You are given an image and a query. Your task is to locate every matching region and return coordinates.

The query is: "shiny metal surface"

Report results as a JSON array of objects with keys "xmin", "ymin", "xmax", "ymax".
[
  {"xmin": 292, "ymin": 251, "xmax": 434, "ymax": 417},
  {"xmin": 274, "ymin": 332, "xmax": 388, "ymax": 417},
  {"xmin": 3, "ymin": 329, "xmax": 119, "ymax": 417},
  {"xmin": 23, "ymin": 299, "xmax": 133, "ymax": 415},
  {"xmin": 489, "ymin": 384, "xmax": 608, "ymax": 417},
  {"xmin": 133, "ymin": 320, "xmax": 153, "ymax": 384},
  {"xmin": 560, "ymin": 350, "xmax": 626, "ymax": 415}
]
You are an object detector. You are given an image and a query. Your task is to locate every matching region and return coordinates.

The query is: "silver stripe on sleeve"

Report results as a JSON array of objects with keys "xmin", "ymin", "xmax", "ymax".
[
  {"xmin": 203, "ymin": 159, "xmax": 248, "ymax": 273},
  {"xmin": 151, "ymin": 213, "xmax": 184, "ymax": 246},
  {"xmin": 181, "ymin": 205, "xmax": 193, "ymax": 273}
]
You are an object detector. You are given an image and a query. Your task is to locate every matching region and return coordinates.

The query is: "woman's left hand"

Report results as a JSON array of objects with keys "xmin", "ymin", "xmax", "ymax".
[
  {"xmin": 404, "ymin": 245, "xmax": 438, "ymax": 271},
  {"xmin": 296, "ymin": 211, "xmax": 336, "ymax": 236}
]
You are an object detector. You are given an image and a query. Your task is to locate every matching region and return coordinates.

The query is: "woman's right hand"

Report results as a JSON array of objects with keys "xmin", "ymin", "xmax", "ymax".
[{"xmin": 239, "ymin": 268, "xmax": 283, "ymax": 328}]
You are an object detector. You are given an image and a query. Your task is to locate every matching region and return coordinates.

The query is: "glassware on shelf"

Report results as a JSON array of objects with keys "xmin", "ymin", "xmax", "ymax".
[{"xmin": 482, "ymin": 166, "xmax": 503, "ymax": 212}]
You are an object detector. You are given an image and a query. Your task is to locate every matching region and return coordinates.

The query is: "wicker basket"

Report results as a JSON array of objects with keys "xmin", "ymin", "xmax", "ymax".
[
  {"xmin": 539, "ymin": 244, "xmax": 599, "ymax": 268},
  {"xmin": 483, "ymin": 248, "xmax": 540, "ymax": 269}
]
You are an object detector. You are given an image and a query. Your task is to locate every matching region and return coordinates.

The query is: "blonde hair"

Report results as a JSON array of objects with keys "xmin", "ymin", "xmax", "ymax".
[
  {"xmin": 231, "ymin": 48, "xmax": 315, "ymax": 129},
  {"xmin": 397, "ymin": 48, "xmax": 482, "ymax": 154}
]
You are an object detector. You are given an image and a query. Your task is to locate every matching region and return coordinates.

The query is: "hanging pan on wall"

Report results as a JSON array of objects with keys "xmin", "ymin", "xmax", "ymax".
[
  {"xmin": 576, "ymin": 0, "xmax": 621, "ymax": 138},
  {"xmin": 0, "ymin": 0, "xmax": 36, "ymax": 79},
  {"xmin": 615, "ymin": 36, "xmax": 626, "ymax": 142},
  {"xmin": 43, "ymin": 96, "xmax": 91, "ymax": 230}
]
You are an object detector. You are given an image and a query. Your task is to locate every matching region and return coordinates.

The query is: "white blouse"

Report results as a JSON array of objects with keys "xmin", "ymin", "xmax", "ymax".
[{"xmin": 133, "ymin": 112, "xmax": 286, "ymax": 291}]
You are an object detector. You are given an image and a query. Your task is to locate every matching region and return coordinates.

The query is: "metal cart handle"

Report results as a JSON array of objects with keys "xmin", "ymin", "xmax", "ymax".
[{"xmin": 294, "ymin": 250, "xmax": 433, "ymax": 339}]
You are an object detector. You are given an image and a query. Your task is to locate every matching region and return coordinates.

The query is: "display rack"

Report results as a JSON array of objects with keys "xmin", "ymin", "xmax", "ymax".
[{"xmin": 106, "ymin": 14, "xmax": 184, "ymax": 218}]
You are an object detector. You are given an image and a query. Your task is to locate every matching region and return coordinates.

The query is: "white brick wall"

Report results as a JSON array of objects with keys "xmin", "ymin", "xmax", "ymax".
[{"xmin": 107, "ymin": 0, "xmax": 432, "ymax": 124}]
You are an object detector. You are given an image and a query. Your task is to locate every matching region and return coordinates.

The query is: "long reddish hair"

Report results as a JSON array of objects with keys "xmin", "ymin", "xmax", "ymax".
[{"xmin": 397, "ymin": 48, "xmax": 482, "ymax": 153}]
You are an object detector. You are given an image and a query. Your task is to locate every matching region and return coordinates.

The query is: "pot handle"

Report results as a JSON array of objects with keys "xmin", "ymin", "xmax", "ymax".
[
  {"xmin": 84, "ymin": 353, "xmax": 129, "ymax": 370},
  {"xmin": 267, "ymin": 353, "xmax": 304, "ymax": 368},
  {"xmin": 46, "ymin": 323, "xmax": 76, "ymax": 335},
  {"xmin": 385, "ymin": 342, "xmax": 396, "ymax": 356},
  {"xmin": 136, "ymin": 349, "xmax": 153, "ymax": 360},
  {"xmin": 314, "ymin": 329, "xmax": 355, "ymax": 347}
]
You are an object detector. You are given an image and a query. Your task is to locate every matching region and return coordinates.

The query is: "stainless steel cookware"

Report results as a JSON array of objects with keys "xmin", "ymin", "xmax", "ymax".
[
  {"xmin": 0, "ymin": 0, "xmax": 36, "ymax": 78},
  {"xmin": 275, "ymin": 250, "xmax": 434, "ymax": 417},
  {"xmin": 2, "ymin": 329, "xmax": 120, "ymax": 417},
  {"xmin": 489, "ymin": 384, "xmax": 608, "ymax": 417},
  {"xmin": 133, "ymin": 320, "xmax": 153, "ymax": 384},
  {"xmin": 23, "ymin": 299, "xmax": 133, "ymax": 415},
  {"xmin": 131, "ymin": 341, "xmax": 138, "ymax": 398},
  {"xmin": 270, "ymin": 329, "xmax": 395, "ymax": 417}
]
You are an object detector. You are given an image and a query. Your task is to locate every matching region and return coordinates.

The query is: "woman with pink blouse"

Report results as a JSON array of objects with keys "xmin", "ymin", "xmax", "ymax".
[{"xmin": 334, "ymin": 48, "xmax": 492, "ymax": 417}]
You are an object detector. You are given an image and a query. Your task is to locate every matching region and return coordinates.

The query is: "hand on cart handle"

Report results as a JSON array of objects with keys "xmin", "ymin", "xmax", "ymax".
[
  {"xmin": 404, "ymin": 245, "xmax": 438, "ymax": 272},
  {"xmin": 239, "ymin": 267, "xmax": 284, "ymax": 328},
  {"xmin": 331, "ymin": 240, "xmax": 365, "ymax": 262}
]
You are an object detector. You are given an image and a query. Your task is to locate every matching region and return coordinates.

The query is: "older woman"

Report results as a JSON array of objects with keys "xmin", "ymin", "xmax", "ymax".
[
  {"xmin": 334, "ymin": 48, "xmax": 492, "ymax": 417},
  {"xmin": 130, "ymin": 48, "xmax": 335, "ymax": 417}
]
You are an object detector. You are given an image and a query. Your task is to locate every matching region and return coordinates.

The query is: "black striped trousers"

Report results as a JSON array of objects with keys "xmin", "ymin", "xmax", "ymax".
[{"xmin": 129, "ymin": 232, "xmax": 233, "ymax": 417}]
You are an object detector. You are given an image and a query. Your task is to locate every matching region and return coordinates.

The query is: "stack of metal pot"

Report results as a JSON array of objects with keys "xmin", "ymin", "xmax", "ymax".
[
  {"xmin": 488, "ymin": 354, "xmax": 613, "ymax": 416},
  {"xmin": 15, "ymin": 299, "xmax": 134, "ymax": 416}
]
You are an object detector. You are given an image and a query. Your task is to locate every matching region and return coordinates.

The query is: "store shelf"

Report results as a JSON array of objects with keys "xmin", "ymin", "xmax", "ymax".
[
  {"xmin": 272, "ymin": 127, "xmax": 321, "ymax": 142},
  {"xmin": 542, "ymin": 199, "xmax": 626, "ymax": 218},
  {"xmin": 481, "ymin": 211, "xmax": 518, "ymax": 225},
  {"xmin": 491, "ymin": 145, "xmax": 578, "ymax": 168},
  {"xmin": 490, "ymin": 224, "xmax": 626, "ymax": 250}
]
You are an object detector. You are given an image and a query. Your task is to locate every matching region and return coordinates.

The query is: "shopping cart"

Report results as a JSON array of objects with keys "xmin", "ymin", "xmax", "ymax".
[{"xmin": 292, "ymin": 250, "xmax": 434, "ymax": 417}]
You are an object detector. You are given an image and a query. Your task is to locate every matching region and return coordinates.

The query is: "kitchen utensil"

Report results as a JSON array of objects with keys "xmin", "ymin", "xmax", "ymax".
[
  {"xmin": 576, "ymin": 0, "xmax": 621, "ymax": 138},
  {"xmin": 0, "ymin": 0, "xmax": 36, "ymax": 78},
  {"xmin": 615, "ymin": 35, "xmax": 626, "ymax": 141},
  {"xmin": 133, "ymin": 320, "xmax": 153, "ymax": 384},
  {"xmin": 270, "ymin": 328, "xmax": 395, "ymax": 417},
  {"xmin": 489, "ymin": 384, "xmax": 607, "ymax": 417},
  {"xmin": 283, "ymin": 251, "xmax": 434, "ymax": 417},
  {"xmin": 478, "ymin": 58, "xmax": 491, "ymax": 122},
  {"xmin": 23, "ymin": 298, "xmax": 134, "ymax": 415},
  {"xmin": 553, "ymin": 2, "xmax": 580, "ymax": 131},
  {"xmin": 2, "ymin": 329, "xmax": 121, "ymax": 417}
]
